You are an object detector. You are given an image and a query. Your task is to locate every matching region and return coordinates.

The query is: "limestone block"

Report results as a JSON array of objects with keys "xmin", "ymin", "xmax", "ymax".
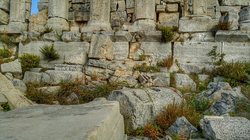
[
  {"xmin": 87, "ymin": 59, "xmax": 133, "ymax": 71},
  {"xmin": 0, "ymin": 73, "xmax": 15, "ymax": 92},
  {"xmin": 29, "ymin": 9, "xmax": 49, "ymax": 33},
  {"xmin": 0, "ymin": 0, "xmax": 10, "ymax": 12},
  {"xmin": 117, "ymin": 1, "xmax": 126, "ymax": 12},
  {"xmin": 215, "ymin": 30, "xmax": 250, "ymax": 42},
  {"xmin": 90, "ymin": 0, "xmax": 110, "ymax": 22},
  {"xmin": 9, "ymin": 0, "xmax": 26, "ymax": 22},
  {"xmin": 179, "ymin": 16, "xmax": 218, "ymax": 33},
  {"xmin": 114, "ymin": 31, "xmax": 132, "ymax": 42},
  {"xmin": 48, "ymin": 0, "xmax": 68, "ymax": 19},
  {"xmin": 207, "ymin": 0, "xmax": 219, "ymax": 18},
  {"xmin": 23, "ymin": 72, "xmax": 42, "ymax": 85},
  {"xmin": 136, "ymin": 31, "xmax": 162, "ymax": 42},
  {"xmin": 89, "ymin": 34, "xmax": 113, "ymax": 60},
  {"xmin": 110, "ymin": 11, "xmax": 127, "ymax": 28},
  {"xmin": 62, "ymin": 32, "xmax": 81, "ymax": 42},
  {"xmin": 110, "ymin": 0, "xmax": 117, "ymax": 12},
  {"xmin": 129, "ymin": 19, "xmax": 156, "ymax": 32},
  {"xmin": 158, "ymin": 13, "xmax": 179, "ymax": 27},
  {"xmin": 0, "ymin": 9, "xmax": 9, "ymax": 25},
  {"xmin": 174, "ymin": 42, "xmax": 221, "ymax": 64},
  {"xmin": 45, "ymin": 70, "xmax": 85, "ymax": 85},
  {"xmin": 2, "ymin": 90, "xmax": 33, "ymax": 110},
  {"xmin": 127, "ymin": 8, "xmax": 134, "ymax": 14},
  {"xmin": 221, "ymin": 0, "xmax": 250, "ymax": 6},
  {"xmin": 163, "ymin": 0, "xmax": 181, "ymax": 3},
  {"xmin": 55, "ymin": 64, "xmax": 83, "ymax": 72},
  {"xmin": 156, "ymin": 5, "xmax": 166, "ymax": 12},
  {"xmin": 113, "ymin": 42, "xmax": 129, "ymax": 61},
  {"xmin": 46, "ymin": 18, "xmax": 69, "ymax": 31},
  {"xmin": 10, "ymin": 78, "xmax": 27, "ymax": 93},
  {"xmin": 126, "ymin": 0, "xmax": 134, "ymax": 9},
  {"xmin": 84, "ymin": 66, "xmax": 115, "ymax": 80},
  {"xmin": 1, "ymin": 60, "xmax": 22, "ymax": 74},
  {"xmin": 42, "ymin": 32, "xmax": 60, "ymax": 41},
  {"xmin": 166, "ymin": 4, "xmax": 178, "ymax": 12},
  {"xmin": 178, "ymin": 63, "xmax": 214, "ymax": 74},
  {"xmin": 175, "ymin": 73, "xmax": 196, "ymax": 91},
  {"xmin": 193, "ymin": 0, "xmax": 207, "ymax": 15},
  {"xmin": 135, "ymin": 0, "xmax": 155, "ymax": 20},
  {"xmin": 240, "ymin": 23, "xmax": 250, "ymax": 31},
  {"xmin": 180, "ymin": 32, "xmax": 215, "ymax": 42},
  {"xmin": 239, "ymin": 6, "xmax": 250, "ymax": 23},
  {"xmin": 114, "ymin": 69, "xmax": 133, "ymax": 77},
  {"xmin": 0, "ymin": 93, "xmax": 7, "ymax": 106},
  {"xmin": 0, "ymin": 98, "xmax": 125, "ymax": 140},
  {"xmin": 0, "ymin": 22, "xmax": 28, "ymax": 33},
  {"xmin": 109, "ymin": 76, "xmax": 138, "ymax": 87},
  {"xmin": 222, "ymin": 42, "xmax": 250, "ymax": 63},
  {"xmin": 106, "ymin": 87, "xmax": 183, "ymax": 129},
  {"xmin": 200, "ymin": 116, "xmax": 250, "ymax": 140},
  {"xmin": 75, "ymin": 10, "xmax": 90, "ymax": 22},
  {"xmin": 150, "ymin": 72, "xmax": 170, "ymax": 87},
  {"xmin": 38, "ymin": 2, "xmax": 48, "ymax": 11}
]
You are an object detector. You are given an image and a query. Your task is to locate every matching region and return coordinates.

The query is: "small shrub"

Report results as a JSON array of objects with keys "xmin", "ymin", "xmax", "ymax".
[
  {"xmin": 40, "ymin": 44, "xmax": 60, "ymax": 60},
  {"xmin": 207, "ymin": 46, "xmax": 225, "ymax": 64},
  {"xmin": 1, "ymin": 103, "xmax": 11, "ymax": 112},
  {"xmin": 217, "ymin": 19, "xmax": 232, "ymax": 30},
  {"xmin": 188, "ymin": 96, "xmax": 212, "ymax": 114},
  {"xmin": 43, "ymin": 25, "xmax": 54, "ymax": 33},
  {"xmin": 235, "ymin": 98, "xmax": 250, "ymax": 120},
  {"xmin": 133, "ymin": 63, "xmax": 160, "ymax": 73},
  {"xmin": 178, "ymin": 37, "xmax": 184, "ymax": 42},
  {"xmin": 0, "ymin": 34, "xmax": 15, "ymax": 46},
  {"xmin": 139, "ymin": 54, "xmax": 146, "ymax": 61},
  {"xmin": 19, "ymin": 53, "xmax": 40, "ymax": 72},
  {"xmin": 156, "ymin": 26, "xmax": 174, "ymax": 43},
  {"xmin": 157, "ymin": 99, "xmax": 203, "ymax": 131},
  {"xmin": 171, "ymin": 26, "xmax": 179, "ymax": 32},
  {"xmin": 56, "ymin": 31, "xmax": 63, "ymax": 41},
  {"xmin": 170, "ymin": 73, "xmax": 176, "ymax": 88},
  {"xmin": 0, "ymin": 47, "xmax": 11, "ymax": 58},
  {"xmin": 157, "ymin": 55, "xmax": 173, "ymax": 70},
  {"xmin": 241, "ymin": 85, "xmax": 250, "ymax": 100}
]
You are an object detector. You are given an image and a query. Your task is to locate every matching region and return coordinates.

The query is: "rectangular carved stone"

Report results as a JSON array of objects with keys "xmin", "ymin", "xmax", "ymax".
[
  {"xmin": 221, "ymin": 0, "xmax": 250, "ymax": 6},
  {"xmin": 9, "ymin": 0, "xmax": 26, "ymax": 22},
  {"xmin": 0, "ymin": 9, "xmax": 9, "ymax": 25},
  {"xmin": 55, "ymin": 64, "xmax": 83, "ymax": 72},
  {"xmin": 74, "ymin": 11, "xmax": 90, "ymax": 21},
  {"xmin": 158, "ymin": 13, "xmax": 179, "ymax": 27},
  {"xmin": 193, "ymin": 0, "xmax": 207, "ymax": 15},
  {"xmin": 135, "ymin": 0, "xmax": 155, "ymax": 20},
  {"xmin": 113, "ymin": 42, "xmax": 129, "ymax": 61},
  {"xmin": 48, "ymin": 0, "xmax": 68, "ymax": 19}
]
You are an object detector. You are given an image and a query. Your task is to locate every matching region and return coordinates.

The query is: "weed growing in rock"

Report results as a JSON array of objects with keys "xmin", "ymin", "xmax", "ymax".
[
  {"xmin": 157, "ymin": 99, "xmax": 203, "ymax": 131},
  {"xmin": 133, "ymin": 63, "xmax": 160, "ymax": 73},
  {"xmin": 241, "ymin": 85, "xmax": 250, "ymax": 100},
  {"xmin": 139, "ymin": 54, "xmax": 146, "ymax": 61},
  {"xmin": 187, "ymin": 96, "xmax": 212, "ymax": 114},
  {"xmin": 156, "ymin": 25, "xmax": 174, "ymax": 43},
  {"xmin": 0, "ymin": 46, "xmax": 11, "ymax": 58},
  {"xmin": 207, "ymin": 46, "xmax": 225, "ymax": 65},
  {"xmin": 235, "ymin": 98, "xmax": 250, "ymax": 120},
  {"xmin": 170, "ymin": 73, "xmax": 176, "ymax": 88},
  {"xmin": 19, "ymin": 53, "xmax": 40, "ymax": 73},
  {"xmin": 40, "ymin": 44, "xmax": 60, "ymax": 61},
  {"xmin": 56, "ymin": 31, "xmax": 63, "ymax": 41},
  {"xmin": 1, "ymin": 103, "xmax": 10, "ymax": 112},
  {"xmin": 43, "ymin": 25, "xmax": 54, "ymax": 33},
  {"xmin": 217, "ymin": 19, "xmax": 232, "ymax": 30},
  {"xmin": 157, "ymin": 55, "xmax": 173, "ymax": 70},
  {"xmin": 0, "ymin": 34, "xmax": 15, "ymax": 46}
]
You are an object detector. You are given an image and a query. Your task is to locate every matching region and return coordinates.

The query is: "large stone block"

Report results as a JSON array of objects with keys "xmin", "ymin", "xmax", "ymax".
[
  {"xmin": 173, "ymin": 42, "xmax": 221, "ymax": 63},
  {"xmin": 29, "ymin": 9, "xmax": 49, "ymax": 33},
  {"xmin": 9, "ymin": 0, "xmax": 26, "ymax": 22},
  {"xmin": 48, "ymin": 0, "xmax": 68, "ymax": 19},
  {"xmin": 46, "ymin": 18, "xmax": 69, "ymax": 31},
  {"xmin": 89, "ymin": 34, "xmax": 113, "ymax": 60},
  {"xmin": 110, "ymin": 11, "xmax": 127, "ymax": 28},
  {"xmin": 19, "ymin": 42, "xmax": 90, "ymax": 69},
  {"xmin": 221, "ymin": 0, "xmax": 250, "ymax": 6},
  {"xmin": 175, "ymin": 73, "xmax": 196, "ymax": 91},
  {"xmin": 200, "ymin": 116, "xmax": 250, "ymax": 140},
  {"xmin": 135, "ymin": 0, "xmax": 155, "ymax": 20},
  {"xmin": 87, "ymin": 59, "xmax": 132, "ymax": 71},
  {"xmin": 113, "ymin": 42, "xmax": 129, "ymax": 61},
  {"xmin": 163, "ymin": 0, "xmax": 181, "ymax": 3},
  {"xmin": 166, "ymin": 4, "xmax": 178, "ymax": 12},
  {"xmin": 136, "ymin": 31, "xmax": 162, "ymax": 42},
  {"xmin": 179, "ymin": 16, "xmax": 218, "ymax": 33},
  {"xmin": 0, "ymin": 22, "xmax": 28, "ymax": 34},
  {"xmin": 222, "ymin": 42, "xmax": 250, "ymax": 63},
  {"xmin": 0, "ymin": 0, "xmax": 10, "ymax": 12},
  {"xmin": 0, "ymin": 98, "xmax": 125, "ymax": 140},
  {"xmin": 74, "ymin": 10, "xmax": 90, "ymax": 22},
  {"xmin": 158, "ymin": 13, "xmax": 179, "ymax": 27},
  {"xmin": 129, "ymin": 19, "xmax": 156, "ymax": 32},
  {"xmin": 239, "ymin": 6, "xmax": 250, "ymax": 31},
  {"xmin": 106, "ymin": 87, "xmax": 183, "ymax": 129},
  {"xmin": 215, "ymin": 30, "xmax": 250, "ymax": 42},
  {"xmin": 126, "ymin": 0, "xmax": 134, "ymax": 9},
  {"xmin": 1, "ymin": 60, "xmax": 22, "ymax": 74},
  {"xmin": 0, "ymin": 9, "xmax": 9, "ymax": 25},
  {"xmin": 37, "ymin": 2, "xmax": 48, "ymax": 11}
]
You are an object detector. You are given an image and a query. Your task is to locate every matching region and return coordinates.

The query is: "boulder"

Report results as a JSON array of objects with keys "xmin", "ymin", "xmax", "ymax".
[
  {"xmin": 175, "ymin": 74, "xmax": 196, "ymax": 92},
  {"xmin": 0, "ymin": 98, "xmax": 125, "ymax": 140},
  {"xmin": 0, "ymin": 73, "xmax": 16, "ymax": 92},
  {"xmin": 106, "ymin": 87, "xmax": 183, "ymax": 129},
  {"xmin": 1, "ymin": 60, "xmax": 22, "ymax": 74},
  {"xmin": 10, "ymin": 78, "xmax": 27, "ymax": 93},
  {"xmin": 200, "ymin": 116, "xmax": 250, "ymax": 140},
  {"xmin": 167, "ymin": 116, "xmax": 198, "ymax": 137}
]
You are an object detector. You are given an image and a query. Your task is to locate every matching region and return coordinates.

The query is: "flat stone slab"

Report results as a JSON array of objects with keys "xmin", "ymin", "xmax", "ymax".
[
  {"xmin": 215, "ymin": 30, "xmax": 250, "ymax": 42},
  {"xmin": 200, "ymin": 116, "xmax": 250, "ymax": 140},
  {"xmin": 0, "ymin": 98, "xmax": 125, "ymax": 140},
  {"xmin": 223, "ymin": 42, "xmax": 250, "ymax": 63}
]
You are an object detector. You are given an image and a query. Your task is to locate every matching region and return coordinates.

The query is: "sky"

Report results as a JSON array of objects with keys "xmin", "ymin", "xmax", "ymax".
[{"xmin": 31, "ymin": 0, "xmax": 40, "ymax": 15}]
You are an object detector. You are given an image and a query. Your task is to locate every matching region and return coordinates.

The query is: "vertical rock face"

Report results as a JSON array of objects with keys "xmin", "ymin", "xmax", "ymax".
[
  {"xmin": 239, "ymin": 6, "xmax": 250, "ymax": 31},
  {"xmin": 48, "ymin": 0, "xmax": 68, "ymax": 20},
  {"xmin": 193, "ymin": 0, "xmax": 207, "ymax": 15},
  {"xmin": 9, "ymin": 0, "xmax": 26, "ymax": 22},
  {"xmin": 135, "ymin": 0, "xmax": 155, "ymax": 20}
]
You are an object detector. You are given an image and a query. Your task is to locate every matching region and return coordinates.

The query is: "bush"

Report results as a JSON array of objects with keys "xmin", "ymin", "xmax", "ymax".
[
  {"xmin": 43, "ymin": 25, "xmax": 54, "ymax": 33},
  {"xmin": 0, "ymin": 34, "xmax": 15, "ymax": 46},
  {"xmin": 235, "ymin": 98, "xmax": 250, "ymax": 120},
  {"xmin": 241, "ymin": 85, "xmax": 250, "ymax": 100},
  {"xmin": 133, "ymin": 63, "xmax": 160, "ymax": 73},
  {"xmin": 188, "ymin": 96, "xmax": 212, "ymax": 114},
  {"xmin": 40, "ymin": 44, "xmax": 60, "ymax": 60},
  {"xmin": 1, "ymin": 103, "xmax": 10, "ymax": 112},
  {"xmin": 216, "ymin": 61, "xmax": 248, "ymax": 87},
  {"xmin": 156, "ymin": 26, "xmax": 174, "ymax": 43},
  {"xmin": 157, "ymin": 100, "xmax": 203, "ymax": 131},
  {"xmin": 139, "ymin": 54, "xmax": 146, "ymax": 61},
  {"xmin": 19, "ymin": 53, "xmax": 40, "ymax": 72},
  {"xmin": 207, "ymin": 46, "xmax": 225, "ymax": 65},
  {"xmin": 217, "ymin": 19, "xmax": 232, "ymax": 30},
  {"xmin": 0, "ymin": 47, "xmax": 11, "ymax": 58},
  {"xmin": 157, "ymin": 55, "xmax": 173, "ymax": 70}
]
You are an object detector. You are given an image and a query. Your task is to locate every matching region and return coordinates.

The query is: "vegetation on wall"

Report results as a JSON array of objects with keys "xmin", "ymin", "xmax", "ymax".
[
  {"xmin": 156, "ymin": 26, "xmax": 175, "ymax": 43},
  {"xmin": 217, "ymin": 19, "xmax": 232, "ymax": 30},
  {"xmin": 0, "ymin": 47, "xmax": 11, "ymax": 58},
  {"xmin": 40, "ymin": 44, "xmax": 60, "ymax": 61},
  {"xmin": 19, "ymin": 53, "xmax": 40, "ymax": 73}
]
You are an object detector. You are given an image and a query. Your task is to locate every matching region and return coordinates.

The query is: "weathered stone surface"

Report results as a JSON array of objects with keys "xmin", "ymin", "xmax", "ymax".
[
  {"xmin": 200, "ymin": 116, "xmax": 250, "ymax": 140},
  {"xmin": 0, "ymin": 73, "xmax": 16, "ymax": 92},
  {"xmin": 29, "ymin": 9, "xmax": 48, "ymax": 33},
  {"xmin": 156, "ymin": 5, "xmax": 166, "ymax": 12},
  {"xmin": 239, "ymin": 6, "xmax": 250, "ymax": 31},
  {"xmin": 9, "ymin": 0, "xmax": 26, "ymax": 22},
  {"xmin": 84, "ymin": 66, "xmax": 115, "ymax": 80},
  {"xmin": 215, "ymin": 30, "xmax": 250, "ymax": 42},
  {"xmin": 46, "ymin": 18, "xmax": 69, "ymax": 31},
  {"xmin": 48, "ymin": 0, "xmax": 68, "ymax": 19},
  {"xmin": 110, "ymin": 11, "xmax": 127, "ymax": 28},
  {"xmin": 113, "ymin": 42, "xmax": 129, "ymax": 61},
  {"xmin": 174, "ymin": 42, "xmax": 221, "ymax": 64},
  {"xmin": 62, "ymin": 32, "xmax": 81, "ymax": 42},
  {"xmin": 221, "ymin": 0, "xmax": 250, "ymax": 6},
  {"xmin": 166, "ymin": 4, "xmax": 178, "ymax": 12},
  {"xmin": 109, "ymin": 76, "xmax": 138, "ymax": 87},
  {"xmin": 167, "ymin": 116, "xmax": 198, "ymax": 137},
  {"xmin": 135, "ymin": 31, "xmax": 162, "ymax": 42},
  {"xmin": 129, "ymin": 19, "xmax": 156, "ymax": 32},
  {"xmin": 106, "ymin": 87, "xmax": 183, "ymax": 129},
  {"xmin": 163, "ymin": 0, "xmax": 181, "ymax": 3},
  {"xmin": 180, "ymin": 32, "xmax": 215, "ymax": 42},
  {"xmin": 175, "ymin": 73, "xmax": 196, "ymax": 91},
  {"xmin": 114, "ymin": 31, "xmax": 132, "ymax": 42},
  {"xmin": 55, "ymin": 64, "xmax": 83, "ymax": 72},
  {"xmin": 179, "ymin": 16, "xmax": 218, "ymax": 33},
  {"xmin": 0, "ymin": 0, "xmax": 10, "ymax": 12},
  {"xmin": 0, "ymin": 98, "xmax": 125, "ymax": 140},
  {"xmin": 74, "ymin": 10, "xmax": 90, "ymax": 22},
  {"xmin": 222, "ymin": 42, "xmax": 250, "ymax": 63},
  {"xmin": 1, "ymin": 59, "xmax": 22, "ymax": 74},
  {"xmin": 0, "ymin": 93, "xmax": 7, "ymax": 106},
  {"xmin": 23, "ymin": 72, "xmax": 42, "ymax": 85},
  {"xmin": 0, "ymin": 9, "xmax": 9, "ymax": 25},
  {"xmin": 178, "ymin": 63, "xmax": 214, "ymax": 74},
  {"xmin": 198, "ymin": 74, "xmax": 209, "ymax": 83},
  {"xmin": 150, "ymin": 72, "xmax": 170, "ymax": 87},
  {"xmin": 158, "ymin": 13, "xmax": 179, "ymax": 27},
  {"xmin": 87, "ymin": 59, "xmax": 132, "ymax": 71},
  {"xmin": 89, "ymin": 34, "xmax": 113, "ymax": 60},
  {"xmin": 114, "ymin": 69, "xmax": 133, "ymax": 77},
  {"xmin": 135, "ymin": 0, "xmax": 155, "ymax": 20},
  {"xmin": 193, "ymin": 0, "xmax": 207, "ymax": 15},
  {"xmin": 126, "ymin": 0, "xmax": 134, "ymax": 9},
  {"xmin": 38, "ymin": 2, "xmax": 48, "ymax": 11},
  {"xmin": 36, "ymin": 86, "xmax": 60, "ymax": 95},
  {"xmin": 10, "ymin": 78, "xmax": 27, "ymax": 93},
  {"xmin": 45, "ymin": 70, "xmax": 85, "ymax": 85},
  {"xmin": 42, "ymin": 32, "xmax": 60, "ymax": 41}
]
